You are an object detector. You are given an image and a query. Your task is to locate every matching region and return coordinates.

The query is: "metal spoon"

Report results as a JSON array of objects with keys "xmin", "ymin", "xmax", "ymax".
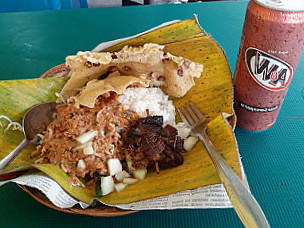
[{"xmin": 0, "ymin": 102, "xmax": 57, "ymax": 174}]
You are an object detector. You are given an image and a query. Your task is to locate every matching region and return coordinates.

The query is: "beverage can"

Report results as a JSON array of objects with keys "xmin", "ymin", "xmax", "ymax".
[{"xmin": 233, "ymin": 0, "xmax": 304, "ymax": 131}]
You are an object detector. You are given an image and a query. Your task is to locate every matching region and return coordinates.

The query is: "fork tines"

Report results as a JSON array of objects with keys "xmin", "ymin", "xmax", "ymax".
[{"xmin": 177, "ymin": 101, "xmax": 206, "ymax": 127}]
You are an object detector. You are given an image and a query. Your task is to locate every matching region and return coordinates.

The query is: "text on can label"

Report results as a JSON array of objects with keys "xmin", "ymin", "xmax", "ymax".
[
  {"xmin": 245, "ymin": 47, "xmax": 293, "ymax": 91},
  {"xmin": 239, "ymin": 102, "xmax": 280, "ymax": 113}
]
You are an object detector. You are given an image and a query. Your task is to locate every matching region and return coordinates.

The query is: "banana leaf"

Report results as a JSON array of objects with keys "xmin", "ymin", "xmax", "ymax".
[{"xmin": 0, "ymin": 17, "xmax": 241, "ymax": 205}]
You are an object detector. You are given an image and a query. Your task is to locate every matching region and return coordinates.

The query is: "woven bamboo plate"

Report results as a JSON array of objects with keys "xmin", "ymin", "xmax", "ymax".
[{"xmin": 16, "ymin": 62, "xmax": 236, "ymax": 216}]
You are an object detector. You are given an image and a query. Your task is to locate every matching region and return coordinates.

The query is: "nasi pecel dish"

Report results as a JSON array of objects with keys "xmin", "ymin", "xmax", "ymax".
[{"xmin": 31, "ymin": 43, "xmax": 204, "ymax": 196}]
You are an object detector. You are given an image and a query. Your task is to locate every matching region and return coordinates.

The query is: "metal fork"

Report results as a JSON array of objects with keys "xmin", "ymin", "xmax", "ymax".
[{"xmin": 178, "ymin": 102, "xmax": 270, "ymax": 228}]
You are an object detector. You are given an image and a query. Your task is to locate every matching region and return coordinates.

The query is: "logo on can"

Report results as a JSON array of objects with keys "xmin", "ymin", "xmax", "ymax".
[{"xmin": 245, "ymin": 47, "xmax": 293, "ymax": 91}]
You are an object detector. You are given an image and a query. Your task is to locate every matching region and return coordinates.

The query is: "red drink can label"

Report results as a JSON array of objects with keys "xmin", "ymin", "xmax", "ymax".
[{"xmin": 234, "ymin": 0, "xmax": 304, "ymax": 131}]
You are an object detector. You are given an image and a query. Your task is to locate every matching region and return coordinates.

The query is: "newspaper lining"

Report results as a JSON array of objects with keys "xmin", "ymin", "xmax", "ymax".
[
  {"xmin": 0, "ymin": 173, "xmax": 241, "ymax": 210},
  {"xmin": 0, "ymin": 161, "xmax": 248, "ymax": 210}
]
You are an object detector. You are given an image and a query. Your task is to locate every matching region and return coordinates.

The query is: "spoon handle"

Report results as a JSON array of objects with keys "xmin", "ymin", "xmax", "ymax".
[{"xmin": 0, "ymin": 138, "xmax": 30, "ymax": 174}]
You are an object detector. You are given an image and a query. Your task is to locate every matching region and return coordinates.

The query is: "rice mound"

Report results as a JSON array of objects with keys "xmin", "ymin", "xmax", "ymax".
[
  {"xmin": 119, "ymin": 87, "xmax": 175, "ymax": 126},
  {"xmin": 119, "ymin": 87, "xmax": 191, "ymax": 139}
]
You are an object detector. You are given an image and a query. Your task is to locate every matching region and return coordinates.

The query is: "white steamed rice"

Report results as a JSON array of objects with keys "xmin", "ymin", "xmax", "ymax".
[
  {"xmin": 119, "ymin": 87, "xmax": 176, "ymax": 126},
  {"xmin": 119, "ymin": 87, "xmax": 191, "ymax": 138}
]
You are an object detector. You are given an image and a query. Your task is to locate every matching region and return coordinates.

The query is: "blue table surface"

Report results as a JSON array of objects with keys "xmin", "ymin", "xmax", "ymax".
[{"xmin": 1, "ymin": 1, "xmax": 304, "ymax": 227}]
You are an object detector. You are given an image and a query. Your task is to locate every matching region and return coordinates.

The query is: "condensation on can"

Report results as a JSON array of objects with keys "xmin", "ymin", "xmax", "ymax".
[{"xmin": 233, "ymin": 0, "xmax": 304, "ymax": 131}]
